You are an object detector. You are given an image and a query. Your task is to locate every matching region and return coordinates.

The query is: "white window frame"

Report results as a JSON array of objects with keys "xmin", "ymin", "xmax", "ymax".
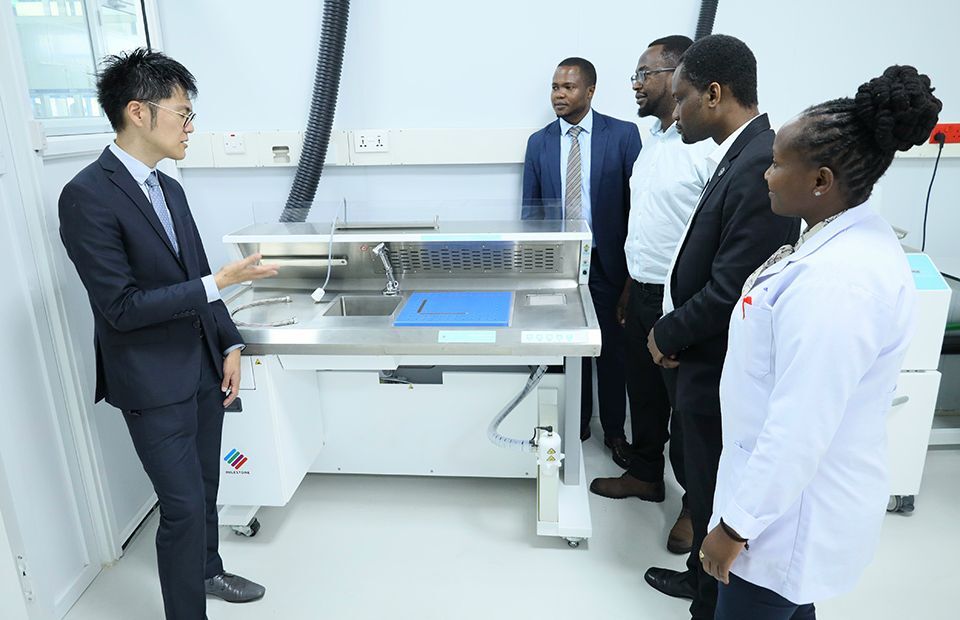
[{"xmin": 14, "ymin": 0, "xmax": 166, "ymax": 147}]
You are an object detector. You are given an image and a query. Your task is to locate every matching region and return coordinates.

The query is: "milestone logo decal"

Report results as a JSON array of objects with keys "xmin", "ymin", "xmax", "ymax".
[{"xmin": 223, "ymin": 448, "xmax": 251, "ymax": 475}]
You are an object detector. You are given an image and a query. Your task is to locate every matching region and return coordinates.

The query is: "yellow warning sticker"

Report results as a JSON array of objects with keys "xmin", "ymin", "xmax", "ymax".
[
  {"xmin": 255, "ymin": 359, "xmax": 262, "ymax": 365},
  {"xmin": 547, "ymin": 456, "xmax": 556, "ymax": 462},
  {"xmin": 547, "ymin": 448, "xmax": 556, "ymax": 455}
]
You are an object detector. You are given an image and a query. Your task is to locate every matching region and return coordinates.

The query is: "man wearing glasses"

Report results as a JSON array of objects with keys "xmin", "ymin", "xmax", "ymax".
[
  {"xmin": 589, "ymin": 36, "xmax": 715, "ymax": 558},
  {"xmin": 59, "ymin": 48, "xmax": 276, "ymax": 620}
]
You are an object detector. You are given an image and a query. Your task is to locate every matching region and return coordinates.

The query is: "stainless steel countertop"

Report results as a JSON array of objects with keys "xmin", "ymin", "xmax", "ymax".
[{"xmin": 227, "ymin": 284, "xmax": 601, "ymax": 357}]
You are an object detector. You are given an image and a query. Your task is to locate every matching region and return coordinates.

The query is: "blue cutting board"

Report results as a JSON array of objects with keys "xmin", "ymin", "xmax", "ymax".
[{"xmin": 394, "ymin": 292, "xmax": 513, "ymax": 327}]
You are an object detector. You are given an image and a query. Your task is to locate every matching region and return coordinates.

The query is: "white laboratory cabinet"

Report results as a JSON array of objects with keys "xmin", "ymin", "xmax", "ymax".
[{"xmin": 886, "ymin": 253, "xmax": 951, "ymax": 512}]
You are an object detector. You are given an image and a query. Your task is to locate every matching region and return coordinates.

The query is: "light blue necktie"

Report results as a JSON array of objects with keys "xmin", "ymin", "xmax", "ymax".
[{"xmin": 144, "ymin": 171, "xmax": 179, "ymax": 254}]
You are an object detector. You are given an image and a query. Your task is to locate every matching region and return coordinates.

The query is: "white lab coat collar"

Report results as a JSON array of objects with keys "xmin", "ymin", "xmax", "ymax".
[{"xmin": 751, "ymin": 203, "xmax": 874, "ymax": 287}]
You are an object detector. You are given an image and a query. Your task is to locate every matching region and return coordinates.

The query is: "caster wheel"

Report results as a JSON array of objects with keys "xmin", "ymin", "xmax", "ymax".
[
  {"xmin": 565, "ymin": 537, "xmax": 583, "ymax": 548},
  {"xmin": 886, "ymin": 495, "xmax": 915, "ymax": 515},
  {"xmin": 232, "ymin": 518, "xmax": 261, "ymax": 537}
]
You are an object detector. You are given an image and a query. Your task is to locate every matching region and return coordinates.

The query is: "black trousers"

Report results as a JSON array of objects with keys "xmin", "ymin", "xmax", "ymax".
[
  {"xmin": 581, "ymin": 250, "xmax": 627, "ymax": 440},
  {"xmin": 680, "ymin": 411, "xmax": 723, "ymax": 620},
  {"xmin": 623, "ymin": 280, "xmax": 685, "ymax": 494},
  {"xmin": 716, "ymin": 574, "xmax": 817, "ymax": 620},
  {"xmin": 123, "ymin": 349, "xmax": 225, "ymax": 620}
]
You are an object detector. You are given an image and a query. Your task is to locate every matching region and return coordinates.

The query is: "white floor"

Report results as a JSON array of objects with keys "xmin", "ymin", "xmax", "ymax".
[{"xmin": 64, "ymin": 439, "xmax": 959, "ymax": 620}]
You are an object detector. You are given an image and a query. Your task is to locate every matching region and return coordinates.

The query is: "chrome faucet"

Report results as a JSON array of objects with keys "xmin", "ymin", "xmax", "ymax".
[{"xmin": 372, "ymin": 243, "xmax": 400, "ymax": 296}]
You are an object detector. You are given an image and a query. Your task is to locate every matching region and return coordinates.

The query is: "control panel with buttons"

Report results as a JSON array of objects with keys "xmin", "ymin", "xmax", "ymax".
[
  {"xmin": 578, "ymin": 242, "xmax": 591, "ymax": 284},
  {"xmin": 520, "ymin": 330, "xmax": 589, "ymax": 344}
]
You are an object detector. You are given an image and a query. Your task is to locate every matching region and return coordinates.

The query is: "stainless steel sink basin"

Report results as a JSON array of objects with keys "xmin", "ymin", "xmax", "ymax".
[{"xmin": 323, "ymin": 295, "xmax": 402, "ymax": 317}]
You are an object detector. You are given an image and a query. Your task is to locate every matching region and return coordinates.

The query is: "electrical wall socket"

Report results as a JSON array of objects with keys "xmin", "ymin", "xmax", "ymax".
[
  {"xmin": 223, "ymin": 131, "xmax": 247, "ymax": 154},
  {"xmin": 929, "ymin": 123, "xmax": 960, "ymax": 144},
  {"xmin": 213, "ymin": 131, "xmax": 258, "ymax": 167},
  {"xmin": 352, "ymin": 129, "xmax": 389, "ymax": 152}
]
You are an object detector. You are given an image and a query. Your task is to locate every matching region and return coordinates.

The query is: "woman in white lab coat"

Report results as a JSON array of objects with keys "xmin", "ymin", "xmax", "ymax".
[{"xmin": 698, "ymin": 65, "xmax": 942, "ymax": 619}]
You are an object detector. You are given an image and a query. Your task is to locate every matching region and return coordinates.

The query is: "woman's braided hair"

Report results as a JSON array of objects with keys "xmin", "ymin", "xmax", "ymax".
[{"xmin": 793, "ymin": 65, "xmax": 942, "ymax": 206}]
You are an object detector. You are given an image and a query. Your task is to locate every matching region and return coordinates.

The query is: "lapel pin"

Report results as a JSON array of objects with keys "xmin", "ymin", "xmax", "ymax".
[{"xmin": 718, "ymin": 166, "xmax": 726, "ymax": 177}]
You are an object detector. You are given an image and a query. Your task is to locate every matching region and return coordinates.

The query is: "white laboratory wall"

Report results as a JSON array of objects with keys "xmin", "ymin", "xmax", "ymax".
[{"xmin": 153, "ymin": 0, "xmax": 960, "ymax": 274}]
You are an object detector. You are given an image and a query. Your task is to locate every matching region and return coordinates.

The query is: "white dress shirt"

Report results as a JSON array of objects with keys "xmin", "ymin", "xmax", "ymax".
[
  {"xmin": 662, "ymin": 115, "xmax": 761, "ymax": 314},
  {"xmin": 625, "ymin": 119, "xmax": 715, "ymax": 284},
  {"xmin": 712, "ymin": 204, "xmax": 916, "ymax": 603},
  {"xmin": 558, "ymin": 109, "xmax": 593, "ymax": 233},
  {"xmin": 109, "ymin": 142, "xmax": 241, "ymax": 356}
]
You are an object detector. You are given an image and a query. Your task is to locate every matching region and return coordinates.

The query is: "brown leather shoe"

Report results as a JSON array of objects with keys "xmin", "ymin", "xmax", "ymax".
[
  {"xmin": 604, "ymin": 437, "xmax": 634, "ymax": 469},
  {"xmin": 667, "ymin": 507, "xmax": 693, "ymax": 554},
  {"xmin": 589, "ymin": 472, "xmax": 665, "ymax": 502}
]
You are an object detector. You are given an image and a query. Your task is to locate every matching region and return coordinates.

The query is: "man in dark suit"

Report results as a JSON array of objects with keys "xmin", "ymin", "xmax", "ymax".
[
  {"xmin": 522, "ymin": 57, "xmax": 641, "ymax": 463},
  {"xmin": 59, "ymin": 49, "xmax": 276, "ymax": 620},
  {"xmin": 640, "ymin": 36, "xmax": 800, "ymax": 620}
]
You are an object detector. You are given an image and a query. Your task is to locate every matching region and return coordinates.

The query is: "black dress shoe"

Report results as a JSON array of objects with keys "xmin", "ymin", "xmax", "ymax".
[
  {"xmin": 611, "ymin": 443, "xmax": 635, "ymax": 469},
  {"xmin": 603, "ymin": 436, "xmax": 624, "ymax": 449},
  {"xmin": 580, "ymin": 428, "xmax": 591, "ymax": 441},
  {"xmin": 644, "ymin": 567, "xmax": 695, "ymax": 600},
  {"xmin": 205, "ymin": 572, "xmax": 266, "ymax": 603},
  {"xmin": 604, "ymin": 437, "xmax": 634, "ymax": 469}
]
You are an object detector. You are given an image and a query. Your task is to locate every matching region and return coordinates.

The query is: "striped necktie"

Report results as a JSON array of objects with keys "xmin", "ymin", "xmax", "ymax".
[
  {"xmin": 565, "ymin": 125, "xmax": 584, "ymax": 220},
  {"xmin": 144, "ymin": 171, "xmax": 180, "ymax": 254}
]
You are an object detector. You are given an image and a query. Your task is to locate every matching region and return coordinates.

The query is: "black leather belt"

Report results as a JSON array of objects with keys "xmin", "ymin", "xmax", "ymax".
[{"xmin": 633, "ymin": 280, "xmax": 665, "ymax": 294}]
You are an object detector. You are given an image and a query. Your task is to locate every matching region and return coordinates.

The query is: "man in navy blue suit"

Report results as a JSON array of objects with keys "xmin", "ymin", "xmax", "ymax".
[
  {"xmin": 522, "ymin": 57, "xmax": 641, "ymax": 463},
  {"xmin": 59, "ymin": 49, "xmax": 277, "ymax": 620}
]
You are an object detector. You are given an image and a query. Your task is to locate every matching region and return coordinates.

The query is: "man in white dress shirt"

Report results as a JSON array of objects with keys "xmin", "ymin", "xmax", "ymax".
[{"xmin": 589, "ymin": 37, "xmax": 714, "ymax": 560}]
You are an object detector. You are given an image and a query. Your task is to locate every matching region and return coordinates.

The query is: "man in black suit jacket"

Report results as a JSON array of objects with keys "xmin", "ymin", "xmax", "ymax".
[
  {"xmin": 59, "ymin": 49, "xmax": 276, "ymax": 620},
  {"xmin": 522, "ymin": 57, "xmax": 642, "ymax": 463},
  {"xmin": 641, "ymin": 36, "xmax": 799, "ymax": 620}
]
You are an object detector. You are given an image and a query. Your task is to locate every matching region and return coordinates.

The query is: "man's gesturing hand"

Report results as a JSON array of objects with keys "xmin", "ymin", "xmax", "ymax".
[{"xmin": 215, "ymin": 253, "xmax": 278, "ymax": 289}]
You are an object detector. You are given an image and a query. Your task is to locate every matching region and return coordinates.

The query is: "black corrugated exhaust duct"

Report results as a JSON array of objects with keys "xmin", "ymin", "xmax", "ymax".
[
  {"xmin": 280, "ymin": 0, "xmax": 350, "ymax": 223},
  {"xmin": 695, "ymin": 0, "xmax": 719, "ymax": 40}
]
